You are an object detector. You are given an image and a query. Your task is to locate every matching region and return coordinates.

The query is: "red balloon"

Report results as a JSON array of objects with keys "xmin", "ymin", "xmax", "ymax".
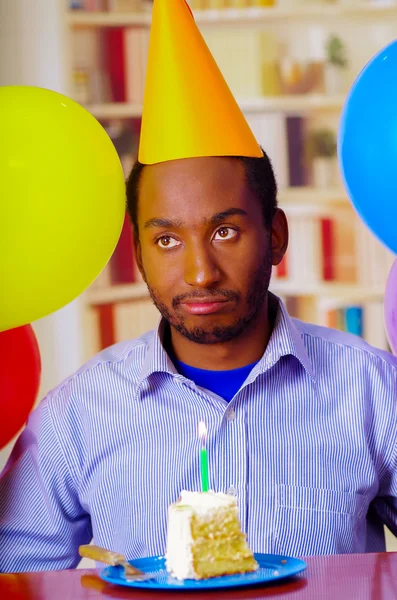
[{"xmin": 0, "ymin": 325, "xmax": 41, "ymax": 450}]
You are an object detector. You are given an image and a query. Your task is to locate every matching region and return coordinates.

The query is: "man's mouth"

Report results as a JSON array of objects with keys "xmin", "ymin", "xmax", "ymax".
[{"xmin": 179, "ymin": 298, "xmax": 230, "ymax": 315}]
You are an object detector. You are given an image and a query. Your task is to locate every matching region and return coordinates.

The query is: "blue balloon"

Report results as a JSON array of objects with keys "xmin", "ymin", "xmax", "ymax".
[{"xmin": 338, "ymin": 40, "xmax": 397, "ymax": 255}]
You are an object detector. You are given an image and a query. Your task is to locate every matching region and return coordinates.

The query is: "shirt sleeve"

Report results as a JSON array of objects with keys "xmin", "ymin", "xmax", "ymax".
[
  {"xmin": 0, "ymin": 396, "xmax": 92, "ymax": 572},
  {"xmin": 373, "ymin": 442, "xmax": 397, "ymax": 537},
  {"xmin": 372, "ymin": 361, "xmax": 397, "ymax": 538}
]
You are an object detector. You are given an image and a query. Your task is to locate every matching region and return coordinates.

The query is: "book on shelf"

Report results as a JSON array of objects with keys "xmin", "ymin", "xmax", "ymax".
[
  {"xmin": 109, "ymin": 213, "xmax": 142, "ymax": 285},
  {"xmin": 96, "ymin": 303, "xmax": 115, "ymax": 349},
  {"xmin": 103, "ymin": 28, "xmax": 127, "ymax": 102},
  {"xmin": 124, "ymin": 28, "xmax": 150, "ymax": 104},
  {"xmin": 355, "ymin": 218, "xmax": 395, "ymax": 288},
  {"xmin": 331, "ymin": 205, "xmax": 357, "ymax": 283},
  {"xmin": 319, "ymin": 300, "xmax": 389, "ymax": 352},
  {"xmin": 85, "ymin": 0, "xmax": 107, "ymax": 9},
  {"xmin": 273, "ymin": 213, "xmax": 335, "ymax": 285},
  {"xmin": 90, "ymin": 212, "xmax": 142, "ymax": 290},
  {"xmin": 320, "ymin": 217, "xmax": 334, "ymax": 282},
  {"xmin": 286, "ymin": 117, "xmax": 308, "ymax": 187},
  {"xmin": 284, "ymin": 295, "xmax": 317, "ymax": 324}
]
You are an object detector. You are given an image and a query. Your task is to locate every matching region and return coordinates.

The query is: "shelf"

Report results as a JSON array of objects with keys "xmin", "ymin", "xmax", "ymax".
[
  {"xmin": 85, "ymin": 103, "xmax": 142, "ymax": 119},
  {"xmin": 85, "ymin": 95, "xmax": 345, "ymax": 120},
  {"xmin": 279, "ymin": 187, "xmax": 349, "ymax": 215},
  {"xmin": 279, "ymin": 187, "xmax": 347, "ymax": 204},
  {"xmin": 240, "ymin": 95, "xmax": 346, "ymax": 113},
  {"xmin": 87, "ymin": 280, "xmax": 383, "ymax": 306},
  {"xmin": 88, "ymin": 282, "xmax": 149, "ymax": 305},
  {"xmin": 67, "ymin": 4, "xmax": 397, "ymax": 27},
  {"xmin": 270, "ymin": 281, "xmax": 384, "ymax": 300},
  {"xmin": 67, "ymin": 11, "xmax": 151, "ymax": 27}
]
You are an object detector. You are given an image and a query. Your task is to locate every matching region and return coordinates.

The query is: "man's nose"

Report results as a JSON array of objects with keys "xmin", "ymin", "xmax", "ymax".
[{"xmin": 184, "ymin": 243, "xmax": 221, "ymax": 288}]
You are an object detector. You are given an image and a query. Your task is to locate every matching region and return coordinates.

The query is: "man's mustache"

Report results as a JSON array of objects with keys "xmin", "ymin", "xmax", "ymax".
[{"xmin": 172, "ymin": 289, "xmax": 240, "ymax": 308}]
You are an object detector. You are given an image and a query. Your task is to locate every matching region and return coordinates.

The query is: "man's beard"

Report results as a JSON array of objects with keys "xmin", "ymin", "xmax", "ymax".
[{"xmin": 144, "ymin": 253, "xmax": 272, "ymax": 345}]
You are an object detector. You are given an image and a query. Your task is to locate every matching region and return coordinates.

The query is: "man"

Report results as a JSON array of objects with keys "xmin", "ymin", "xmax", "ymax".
[{"xmin": 1, "ymin": 0, "xmax": 397, "ymax": 573}]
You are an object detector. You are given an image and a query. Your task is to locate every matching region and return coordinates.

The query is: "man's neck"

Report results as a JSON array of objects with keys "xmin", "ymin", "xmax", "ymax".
[{"xmin": 167, "ymin": 294, "xmax": 276, "ymax": 371}]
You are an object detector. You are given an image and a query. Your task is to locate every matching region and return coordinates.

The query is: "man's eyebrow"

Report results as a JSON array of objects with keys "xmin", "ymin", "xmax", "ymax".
[
  {"xmin": 143, "ymin": 208, "xmax": 248, "ymax": 230},
  {"xmin": 143, "ymin": 217, "xmax": 182, "ymax": 229},
  {"xmin": 209, "ymin": 208, "xmax": 248, "ymax": 225}
]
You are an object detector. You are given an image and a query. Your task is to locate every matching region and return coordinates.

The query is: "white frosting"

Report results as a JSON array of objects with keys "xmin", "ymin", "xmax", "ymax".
[
  {"xmin": 165, "ymin": 503, "xmax": 196, "ymax": 580},
  {"xmin": 165, "ymin": 491, "xmax": 237, "ymax": 580},
  {"xmin": 178, "ymin": 490, "xmax": 237, "ymax": 515}
]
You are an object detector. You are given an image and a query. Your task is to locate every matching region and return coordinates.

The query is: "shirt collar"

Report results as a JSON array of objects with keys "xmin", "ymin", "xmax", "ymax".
[
  {"xmin": 135, "ymin": 293, "xmax": 315, "ymax": 396},
  {"xmin": 256, "ymin": 292, "xmax": 315, "ymax": 382},
  {"xmin": 135, "ymin": 318, "xmax": 179, "ymax": 391}
]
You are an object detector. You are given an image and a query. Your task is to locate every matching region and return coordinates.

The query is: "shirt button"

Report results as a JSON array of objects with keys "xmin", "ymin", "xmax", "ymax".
[
  {"xmin": 227, "ymin": 486, "xmax": 237, "ymax": 497},
  {"xmin": 226, "ymin": 408, "xmax": 236, "ymax": 422}
]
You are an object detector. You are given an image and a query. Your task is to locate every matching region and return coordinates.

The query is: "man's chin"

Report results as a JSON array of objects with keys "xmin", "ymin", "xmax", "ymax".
[{"xmin": 171, "ymin": 320, "xmax": 248, "ymax": 345}]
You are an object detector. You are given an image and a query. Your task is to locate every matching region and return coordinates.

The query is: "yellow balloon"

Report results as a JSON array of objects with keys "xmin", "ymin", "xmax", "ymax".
[{"xmin": 0, "ymin": 86, "xmax": 126, "ymax": 332}]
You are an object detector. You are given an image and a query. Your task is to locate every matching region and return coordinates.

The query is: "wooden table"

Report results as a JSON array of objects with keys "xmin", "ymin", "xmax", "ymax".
[{"xmin": 1, "ymin": 552, "xmax": 397, "ymax": 599}]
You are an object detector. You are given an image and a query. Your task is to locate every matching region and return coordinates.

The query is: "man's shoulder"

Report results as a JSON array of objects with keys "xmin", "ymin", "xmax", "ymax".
[
  {"xmin": 293, "ymin": 317, "xmax": 397, "ymax": 373},
  {"xmin": 48, "ymin": 329, "xmax": 155, "ymax": 400},
  {"xmin": 30, "ymin": 331, "xmax": 156, "ymax": 458},
  {"xmin": 86, "ymin": 330, "xmax": 154, "ymax": 370}
]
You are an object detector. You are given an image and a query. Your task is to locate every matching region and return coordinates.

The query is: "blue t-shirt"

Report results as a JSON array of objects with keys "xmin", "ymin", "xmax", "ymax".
[{"xmin": 172, "ymin": 356, "xmax": 259, "ymax": 402}]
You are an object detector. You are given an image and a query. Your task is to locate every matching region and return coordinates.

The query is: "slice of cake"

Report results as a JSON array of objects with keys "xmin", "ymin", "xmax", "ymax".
[{"xmin": 165, "ymin": 490, "xmax": 258, "ymax": 580}]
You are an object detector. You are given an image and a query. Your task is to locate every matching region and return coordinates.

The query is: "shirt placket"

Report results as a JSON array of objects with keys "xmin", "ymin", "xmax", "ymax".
[{"xmin": 212, "ymin": 397, "xmax": 248, "ymax": 533}]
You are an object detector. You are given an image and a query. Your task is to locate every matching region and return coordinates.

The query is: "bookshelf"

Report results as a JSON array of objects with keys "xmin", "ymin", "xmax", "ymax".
[
  {"xmin": 86, "ymin": 94, "xmax": 346, "ymax": 119},
  {"xmin": 66, "ymin": 0, "xmax": 396, "ymax": 357},
  {"xmin": 68, "ymin": 3, "xmax": 397, "ymax": 27}
]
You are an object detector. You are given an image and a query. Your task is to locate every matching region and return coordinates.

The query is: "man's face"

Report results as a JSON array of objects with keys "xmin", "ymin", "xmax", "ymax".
[{"xmin": 135, "ymin": 156, "xmax": 276, "ymax": 344}]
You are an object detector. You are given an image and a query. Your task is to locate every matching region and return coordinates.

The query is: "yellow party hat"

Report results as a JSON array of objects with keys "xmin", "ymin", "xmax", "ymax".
[{"xmin": 138, "ymin": 0, "xmax": 263, "ymax": 165}]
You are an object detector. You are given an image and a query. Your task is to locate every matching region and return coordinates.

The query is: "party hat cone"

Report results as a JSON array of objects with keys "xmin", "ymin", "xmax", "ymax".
[{"xmin": 138, "ymin": 0, "xmax": 263, "ymax": 165}]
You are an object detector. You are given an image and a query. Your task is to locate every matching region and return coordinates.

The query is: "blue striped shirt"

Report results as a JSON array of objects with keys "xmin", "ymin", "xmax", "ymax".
[{"xmin": 1, "ymin": 295, "xmax": 397, "ymax": 573}]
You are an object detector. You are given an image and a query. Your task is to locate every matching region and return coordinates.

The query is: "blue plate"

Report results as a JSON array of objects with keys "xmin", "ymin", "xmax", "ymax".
[{"xmin": 100, "ymin": 553, "xmax": 307, "ymax": 590}]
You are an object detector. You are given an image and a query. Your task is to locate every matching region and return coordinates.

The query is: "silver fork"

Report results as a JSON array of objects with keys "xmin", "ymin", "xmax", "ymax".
[{"xmin": 79, "ymin": 544, "xmax": 158, "ymax": 582}]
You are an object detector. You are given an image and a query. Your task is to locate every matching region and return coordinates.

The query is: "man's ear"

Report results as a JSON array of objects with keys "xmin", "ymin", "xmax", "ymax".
[
  {"xmin": 270, "ymin": 208, "xmax": 289, "ymax": 266},
  {"xmin": 133, "ymin": 235, "xmax": 146, "ymax": 282}
]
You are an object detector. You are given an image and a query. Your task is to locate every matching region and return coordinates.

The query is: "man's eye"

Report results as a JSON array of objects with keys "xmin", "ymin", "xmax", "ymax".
[
  {"xmin": 213, "ymin": 227, "xmax": 238, "ymax": 241},
  {"xmin": 156, "ymin": 236, "xmax": 180, "ymax": 249}
]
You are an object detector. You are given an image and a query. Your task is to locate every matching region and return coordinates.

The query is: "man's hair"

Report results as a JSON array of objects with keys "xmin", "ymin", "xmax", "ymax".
[{"xmin": 126, "ymin": 148, "xmax": 278, "ymax": 241}]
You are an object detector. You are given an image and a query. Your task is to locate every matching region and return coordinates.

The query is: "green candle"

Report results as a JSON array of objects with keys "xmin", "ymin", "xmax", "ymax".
[{"xmin": 199, "ymin": 421, "xmax": 209, "ymax": 492}]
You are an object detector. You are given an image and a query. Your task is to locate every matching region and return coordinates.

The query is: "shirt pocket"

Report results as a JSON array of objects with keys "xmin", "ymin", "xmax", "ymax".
[{"xmin": 273, "ymin": 484, "xmax": 367, "ymax": 557}]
